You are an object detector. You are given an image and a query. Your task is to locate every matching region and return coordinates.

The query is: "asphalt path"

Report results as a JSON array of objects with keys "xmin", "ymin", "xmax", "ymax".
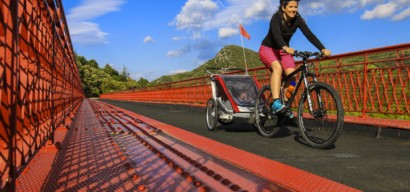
[{"xmin": 100, "ymin": 99, "xmax": 410, "ymax": 192}]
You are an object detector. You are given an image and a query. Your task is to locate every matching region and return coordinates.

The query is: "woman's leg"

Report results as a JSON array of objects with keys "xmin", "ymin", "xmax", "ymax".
[
  {"xmin": 281, "ymin": 52, "xmax": 297, "ymax": 99},
  {"xmin": 270, "ymin": 60, "xmax": 282, "ymax": 99},
  {"xmin": 284, "ymin": 68, "xmax": 296, "ymax": 87},
  {"xmin": 283, "ymin": 67, "xmax": 296, "ymax": 118},
  {"xmin": 270, "ymin": 60, "xmax": 286, "ymax": 113},
  {"xmin": 258, "ymin": 45, "xmax": 285, "ymax": 112}
]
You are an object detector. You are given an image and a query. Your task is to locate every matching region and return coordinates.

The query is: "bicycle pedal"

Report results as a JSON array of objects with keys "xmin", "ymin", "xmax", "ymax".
[
  {"xmin": 284, "ymin": 109, "xmax": 294, "ymax": 118},
  {"xmin": 278, "ymin": 107, "xmax": 287, "ymax": 114},
  {"xmin": 271, "ymin": 108, "xmax": 285, "ymax": 115}
]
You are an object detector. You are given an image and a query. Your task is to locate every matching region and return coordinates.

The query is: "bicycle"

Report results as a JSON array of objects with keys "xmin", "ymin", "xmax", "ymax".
[{"xmin": 254, "ymin": 51, "xmax": 344, "ymax": 148}]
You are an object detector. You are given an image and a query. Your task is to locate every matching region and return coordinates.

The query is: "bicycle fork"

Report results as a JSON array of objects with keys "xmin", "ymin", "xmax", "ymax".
[{"xmin": 302, "ymin": 73, "xmax": 324, "ymax": 117}]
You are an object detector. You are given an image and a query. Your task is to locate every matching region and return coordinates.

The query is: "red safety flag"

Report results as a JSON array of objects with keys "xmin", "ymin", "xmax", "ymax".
[{"xmin": 239, "ymin": 24, "xmax": 250, "ymax": 40}]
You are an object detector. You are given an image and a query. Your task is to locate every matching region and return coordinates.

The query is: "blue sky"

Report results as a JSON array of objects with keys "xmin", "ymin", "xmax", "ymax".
[{"xmin": 62, "ymin": 0, "xmax": 410, "ymax": 81}]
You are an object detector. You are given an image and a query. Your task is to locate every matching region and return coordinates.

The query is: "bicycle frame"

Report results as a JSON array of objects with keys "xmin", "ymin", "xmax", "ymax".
[{"xmin": 281, "ymin": 56, "xmax": 323, "ymax": 115}]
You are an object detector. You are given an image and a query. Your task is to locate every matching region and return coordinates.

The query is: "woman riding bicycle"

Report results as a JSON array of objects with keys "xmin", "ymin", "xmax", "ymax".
[{"xmin": 259, "ymin": 0, "xmax": 331, "ymax": 114}]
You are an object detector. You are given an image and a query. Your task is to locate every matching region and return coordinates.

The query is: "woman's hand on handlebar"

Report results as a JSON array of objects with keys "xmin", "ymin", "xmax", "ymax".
[
  {"xmin": 282, "ymin": 46, "xmax": 295, "ymax": 55},
  {"xmin": 321, "ymin": 49, "xmax": 331, "ymax": 57}
]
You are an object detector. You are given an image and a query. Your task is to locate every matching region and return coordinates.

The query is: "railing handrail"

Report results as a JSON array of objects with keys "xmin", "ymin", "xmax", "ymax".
[{"xmin": 107, "ymin": 43, "xmax": 409, "ymax": 94}]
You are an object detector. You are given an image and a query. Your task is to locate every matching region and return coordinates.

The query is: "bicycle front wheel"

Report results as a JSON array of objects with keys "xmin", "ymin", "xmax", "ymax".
[
  {"xmin": 255, "ymin": 85, "xmax": 281, "ymax": 137},
  {"xmin": 297, "ymin": 82, "xmax": 344, "ymax": 148}
]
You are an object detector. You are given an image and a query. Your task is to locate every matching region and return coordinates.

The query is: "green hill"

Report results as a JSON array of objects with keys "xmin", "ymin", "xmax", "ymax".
[{"xmin": 150, "ymin": 45, "xmax": 264, "ymax": 85}]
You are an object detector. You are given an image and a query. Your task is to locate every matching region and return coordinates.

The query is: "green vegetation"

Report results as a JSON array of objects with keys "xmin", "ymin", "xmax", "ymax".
[
  {"xmin": 76, "ymin": 45, "xmax": 265, "ymax": 97},
  {"xmin": 344, "ymin": 112, "xmax": 410, "ymax": 121},
  {"xmin": 76, "ymin": 55, "xmax": 149, "ymax": 97}
]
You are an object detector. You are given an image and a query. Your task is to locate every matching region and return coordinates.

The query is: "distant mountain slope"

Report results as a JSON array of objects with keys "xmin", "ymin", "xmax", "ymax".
[{"xmin": 151, "ymin": 45, "xmax": 264, "ymax": 85}]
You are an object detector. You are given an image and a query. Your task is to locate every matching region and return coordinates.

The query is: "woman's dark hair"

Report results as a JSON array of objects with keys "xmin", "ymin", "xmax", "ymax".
[
  {"xmin": 277, "ymin": 0, "xmax": 300, "ymax": 31},
  {"xmin": 279, "ymin": 0, "xmax": 300, "ymax": 7}
]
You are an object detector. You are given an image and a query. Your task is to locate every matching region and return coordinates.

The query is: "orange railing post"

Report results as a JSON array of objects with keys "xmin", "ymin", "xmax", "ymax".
[{"xmin": 362, "ymin": 53, "xmax": 368, "ymax": 118}]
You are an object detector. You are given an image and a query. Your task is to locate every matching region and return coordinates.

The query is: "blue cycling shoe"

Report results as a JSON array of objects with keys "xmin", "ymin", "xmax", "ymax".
[{"xmin": 271, "ymin": 99, "xmax": 285, "ymax": 114}]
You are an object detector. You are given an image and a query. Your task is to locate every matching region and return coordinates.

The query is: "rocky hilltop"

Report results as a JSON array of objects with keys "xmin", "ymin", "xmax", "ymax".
[{"xmin": 150, "ymin": 45, "xmax": 264, "ymax": 85}]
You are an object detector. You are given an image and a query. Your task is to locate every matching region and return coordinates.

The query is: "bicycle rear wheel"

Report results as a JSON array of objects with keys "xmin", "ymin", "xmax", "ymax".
[
  {"xmin": 255, "ymin": 85, "xmax": 281, "ymax": 137},
  {"xmin": 297, "ymin": 82, "xmax": 344, "ymax": 148}
]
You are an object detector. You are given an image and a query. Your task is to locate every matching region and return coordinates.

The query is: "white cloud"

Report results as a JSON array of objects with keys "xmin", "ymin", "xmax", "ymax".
[
  {"xmin": 299, "ymin": 1, "xmax": 357, "ymax": 14},
  {"xmin": 172, "ymin": 36, "xmax": 185, "ymax": 41},
  {"xmin": 245, "ymin": 0, "xmax": 274, "ymax": 19},
  {"xmin": 203, "ymin": 0, "xmax": 274, "ymax": 30},
  {"xmin": 171, "ymin": 32, "xmax": 202, "ymax": 41},
  {"xmin": 299, "ymin": 0, "xmax": 382, "ymax": 13},
  {"xmin": 393, "ymin": 6, "xmax": 410, "ymax": 20},
  {"xmin": 66, "ymin": 0, "xmax": 126, "ymax": 45},
  {"xmin": 361, "ymin": 2, "xmax": 398, "ymax": 20},
  {"xmin": 171, "ymin": 0, "xmax": 274, "ymax": 34},
  {"xmin": 309, "ymin": 2, "xmax": 325, "ymax": 10},
  {"xmin": 69, "ymin": 21, "xmax": 109, "ymax": 44},
  {"xmin": 167, "ymin": 45, "xmax": 192, "ymax": 57},
  {"xmin": 341, "ymin": 0, "xmax": 359, "ymax": 9},
  {"xmin": 172, "ymin": 0, "xmax": 219, "ymax": 30},
  {"xmin": 167, "ymin": 50, "xmax": 184, "ymax": 57},
  {"xmin": 172, "ymin": 0, "xmax": 410, "ymax": 38},
  {"xmin": 296, "ymin": 0, "xmax": 410, "ymax": 20},
  {"xmin": 359, "ymin": 0, "xmax": 384, "ymax": 7},
  {"xmin": 143, "ymin": 36, "xmax": 155, "ymax": 43},
  {"xmin": 192, "ymin": 31, "xmax": 202, "ymax": 39},
  {"xmin": 67, "ymin": 0, "xmax": 125, "ymax": 20},
  {"xmin": 218, "ymin": 27, "xmax": 238, "ymax": 38}
]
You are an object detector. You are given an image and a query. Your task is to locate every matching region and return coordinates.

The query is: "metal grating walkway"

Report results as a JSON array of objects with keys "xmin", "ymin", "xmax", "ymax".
[
  {"xmin": 16, "ymin": 100, "xmax": 141, "ymax": 191},
  {"xmin": 16, "ymin": 99, "xmax": 361, "ymax": 192}
]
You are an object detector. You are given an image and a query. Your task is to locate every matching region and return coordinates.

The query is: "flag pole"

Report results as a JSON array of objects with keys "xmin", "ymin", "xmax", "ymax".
[{"xmin": 240, "ymin": 33, "xmax": 249, "ymax": 76}]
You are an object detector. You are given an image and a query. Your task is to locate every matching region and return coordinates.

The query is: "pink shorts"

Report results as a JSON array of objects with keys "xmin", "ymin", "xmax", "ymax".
[{"xmin": 259, "ymin": 45, "xmax": 295, "ymax": 72}]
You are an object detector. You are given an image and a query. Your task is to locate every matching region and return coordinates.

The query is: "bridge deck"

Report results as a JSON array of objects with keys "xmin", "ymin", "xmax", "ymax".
[{"xmin": 15, "ymin": 99, "xmax": 360, "ymax": 192}]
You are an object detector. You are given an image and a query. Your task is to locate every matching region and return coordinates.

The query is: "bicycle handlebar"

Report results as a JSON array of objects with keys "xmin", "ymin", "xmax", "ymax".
[{"xmin": 293, "ymin": 51, "xmax": 323, "ymax": 60}]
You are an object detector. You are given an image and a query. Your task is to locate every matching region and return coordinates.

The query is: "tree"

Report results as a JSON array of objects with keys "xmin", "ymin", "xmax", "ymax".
[
  {"xmin": 119, "ymin": 66, "xmax": 129, "ymax": 82},
  {"xmin": 103, "ymin": 64, "xmax": 119, "ymax": 77},
  {"xmin": 77, "ymin": 56, "xmax": 87, "ymax": 66},
  {"xmin": 75, "ymin": 55, "xmax": 142, "ymax": 97},
  {"xmin": 101, "ymin": 78, "xmax": 120, "ymax": 93},
  {"xmin": 87, "ymin": 59, "xmax": 99, "ymax": 69},
  {"xmin": 138, "ymin": 77, "xmax": 149, "ymax": 87}
]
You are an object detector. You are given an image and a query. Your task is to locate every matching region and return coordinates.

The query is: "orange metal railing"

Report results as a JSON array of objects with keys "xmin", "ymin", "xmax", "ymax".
[
  {"xmin": 0, "ymin": 0, "xmax": 84, "ymax": 190},
  {"xmin": 101, "ymin": 43, "xmax": 410, "ymax": 128}
]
